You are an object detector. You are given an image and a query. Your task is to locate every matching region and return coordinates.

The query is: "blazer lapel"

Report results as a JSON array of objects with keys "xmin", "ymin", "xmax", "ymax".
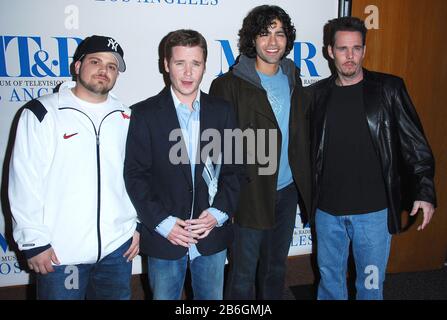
[
  {"xmin": 362, "ymin": 70, "xmax": 382, "ymax": 154},
  {"xmin": 315, "ymin": 79, "xmax": 333, "ymax": 151},
  {"xmin": 195, "ymin": 92, "xmax": 213, "ymax": 186},
  {"xmin": 157, "ymin": 87, "xmax": 193, "ymax": 187}
]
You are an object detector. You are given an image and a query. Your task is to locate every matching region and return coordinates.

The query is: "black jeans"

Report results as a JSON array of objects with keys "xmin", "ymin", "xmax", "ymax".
[{"xmin": 225, "ymin": 183, "xmax": 298, "ymax": 300}]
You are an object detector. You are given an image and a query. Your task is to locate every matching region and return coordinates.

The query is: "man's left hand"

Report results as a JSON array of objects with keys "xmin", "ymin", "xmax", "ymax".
[
  {"xmin": 123, "ymin": 231, "xmax": 140, "ymax": 262},
  {"xmin": 410, "ymin": 200, "xmax": 435, "ymax": 231},
  {"xmin": 186, "ymin": 211, "xmax": 218, "ymax": 239}
]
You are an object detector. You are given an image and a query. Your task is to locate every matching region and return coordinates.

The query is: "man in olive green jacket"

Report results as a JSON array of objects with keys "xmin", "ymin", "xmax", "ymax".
[{"xmin": 209, "ymin": 5, "xmax": 311, "ymax": 300}]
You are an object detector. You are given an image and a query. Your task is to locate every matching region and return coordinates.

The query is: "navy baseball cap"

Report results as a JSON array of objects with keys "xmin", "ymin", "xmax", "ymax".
[{"xmin": 74, "ymin": 35, "xmax": 126, "ymax": 72}]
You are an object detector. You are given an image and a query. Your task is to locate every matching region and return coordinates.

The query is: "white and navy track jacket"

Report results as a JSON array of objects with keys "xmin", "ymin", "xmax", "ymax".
[{"xmin": 8, "ymin": 81, "xmax": 137, "ymax": 265}]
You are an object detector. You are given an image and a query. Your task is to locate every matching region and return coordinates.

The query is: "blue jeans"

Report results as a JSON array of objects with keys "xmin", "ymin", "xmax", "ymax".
[
  {"xmin": 316, "ymin": 208, "xmax": 391, "ymax": 300},
  {"xmin": 147, "ymin": 249, "xmax": 227, "ymax": 300},
  {"xmin": 36, "ymin": 238, "xmax": 132, "ymax": 300},
  {"xmin": 225, "ymin": 183, "xmax": 298, "ymax": 300}
]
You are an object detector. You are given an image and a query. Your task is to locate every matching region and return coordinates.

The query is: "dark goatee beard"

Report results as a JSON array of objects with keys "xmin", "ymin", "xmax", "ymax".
[
  {"xmin": 340, "ymin": 63, "xmax": 358, "ymax": 78},
  {"xmin": 79, "ymin": 76, "xmax": 111, "ymax": 95},
  {"xmin": 341, "ymin": 71, "xmax": 356, "ymax": 78}
]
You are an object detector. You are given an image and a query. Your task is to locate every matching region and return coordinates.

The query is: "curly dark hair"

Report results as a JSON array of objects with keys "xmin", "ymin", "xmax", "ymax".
[
  {"xmin": 325, "ymin": 16, "xmax": 367, "ymax": 47},
  {"xmin": 238, "ymin": 5, "xmax": 296, "ymax": 59}
]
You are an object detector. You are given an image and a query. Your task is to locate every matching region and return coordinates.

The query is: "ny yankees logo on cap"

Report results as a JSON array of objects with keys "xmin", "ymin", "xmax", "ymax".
[
  {"xmin": 107, "ymin": 38, "xmax": 119, "ymax": 51},
  {"xmin": 74, "ymin": 35, "xmax": 126, "ymax": 72}
]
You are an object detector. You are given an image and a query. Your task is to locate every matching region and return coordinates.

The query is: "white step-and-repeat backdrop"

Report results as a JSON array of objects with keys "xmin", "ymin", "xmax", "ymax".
[{"xmin": 0, "ymin": 0, "xmax": 337, "ymax": 287}]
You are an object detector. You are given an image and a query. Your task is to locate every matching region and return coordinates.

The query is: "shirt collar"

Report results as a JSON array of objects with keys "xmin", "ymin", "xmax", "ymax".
[{"xmin": 170, "ymin": 86, "xmax": 201, "ymax": 112}]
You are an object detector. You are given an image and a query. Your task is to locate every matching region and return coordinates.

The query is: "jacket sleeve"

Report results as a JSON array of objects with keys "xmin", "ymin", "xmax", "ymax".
[
  {"xmin": 393, "ymin": 79, "xmax": 437, "ymax": 207},
  {"xmin": 209, "ymin": 102, "xmax": 242, "ymax": 219},
  {"xmin": 9, "ymin": 104, "xmax": 54, "ymax": 255},
  {"xmin": 123, "ymin": 107, "xmax": 171, "ymax": 231},
  {"xmin": 209, "ymin": 76, "xmax": 248, "ymax": 189}
]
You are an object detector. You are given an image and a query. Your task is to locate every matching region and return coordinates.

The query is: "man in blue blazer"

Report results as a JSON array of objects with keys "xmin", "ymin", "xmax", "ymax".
[{"xmin": 124, "ymin": 29, "xmax": 241, "ymax": 300}]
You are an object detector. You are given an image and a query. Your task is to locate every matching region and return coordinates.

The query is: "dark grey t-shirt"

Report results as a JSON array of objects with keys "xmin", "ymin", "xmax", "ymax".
[{"xmin": 318, "ymin": 80, "xmax": 387, "ymax": 215}]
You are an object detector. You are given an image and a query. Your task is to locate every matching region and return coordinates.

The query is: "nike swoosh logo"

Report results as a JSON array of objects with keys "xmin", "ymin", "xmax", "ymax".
[{"xmin": 63, "ymin": 133, "xmax": 78, "ymax": 139}]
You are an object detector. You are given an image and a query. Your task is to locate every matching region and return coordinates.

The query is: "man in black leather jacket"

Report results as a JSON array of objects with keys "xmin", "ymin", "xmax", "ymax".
[{"xmin": 309, "ymin": 17, "xmax": 436, "ymax": 300}]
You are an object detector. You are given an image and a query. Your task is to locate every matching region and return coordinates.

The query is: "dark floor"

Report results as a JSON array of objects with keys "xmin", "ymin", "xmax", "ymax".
[
  {"xmin": 1, "ymin": 255, "xmax": 446, "ymax": 300},
  {"xmin": 289, "ymin": 265, "xmax": 447, "ymax": 300}
]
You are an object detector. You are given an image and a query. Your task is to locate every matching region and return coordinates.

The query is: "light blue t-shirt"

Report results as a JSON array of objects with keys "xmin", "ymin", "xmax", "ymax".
[{"xmin": 257, "ymin": 67, "xmax": 294, "ymax": 190}]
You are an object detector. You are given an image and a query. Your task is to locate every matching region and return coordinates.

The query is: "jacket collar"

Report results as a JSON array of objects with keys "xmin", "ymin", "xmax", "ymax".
[
  {"xmin": 232, "ymin": 55, "xmax": 299, "ymax": 126},
  {"xmin": 57, "ymin": 80, "xmax": 124, "ymax": 111},
  {"xmin": 317, "ymin": 68, "xmax": 382, "ymax": 153},
  {"xmin": 156, "ymin": 86, "xmax": 213, "ymax": 188},
  {"xmin": 232, "ymin": 55, "xmax": 297, "ymax": 92},
  {"xmin": 317, "ymin": 68, "xmax": 380, "ymax": 106}
]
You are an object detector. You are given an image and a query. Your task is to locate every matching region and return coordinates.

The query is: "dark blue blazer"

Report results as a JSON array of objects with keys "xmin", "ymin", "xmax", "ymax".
[{"xmin": 124, "ymin": 87, "xmax": 241, "ymax": 259}]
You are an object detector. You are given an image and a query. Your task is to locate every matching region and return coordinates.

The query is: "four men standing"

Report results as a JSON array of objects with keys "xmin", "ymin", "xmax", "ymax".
[{"xmin": 7, "ymin": 9, "xmax": 436, "ymax": 301}]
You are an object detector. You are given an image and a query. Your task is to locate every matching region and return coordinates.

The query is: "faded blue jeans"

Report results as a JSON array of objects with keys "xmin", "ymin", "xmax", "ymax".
[
  {"xmin": 147, "ymin": 249, "xmax": 227, "ymax": 300},
  {"xmin": 36, "ymin": 238, "xmax": 132, "ymax": 300},
  {"xmin": 316, "ymin": 208, "xmax": 391, "ymax": 300}
]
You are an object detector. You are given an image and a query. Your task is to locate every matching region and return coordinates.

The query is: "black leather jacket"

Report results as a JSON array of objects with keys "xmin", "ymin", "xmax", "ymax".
[{"xmin": 309, "ymin": 69, "xmax": 436, "ymax": 234}]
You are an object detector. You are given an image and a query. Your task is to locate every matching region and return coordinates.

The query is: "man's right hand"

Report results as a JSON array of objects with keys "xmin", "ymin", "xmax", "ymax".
[
  {"xmin": 27, "ymin": 247, "xmax": 60, "ymax": 275},
  {"xmin": 167, "ymin": 219, "xmax": 199, "ymax": 248}
]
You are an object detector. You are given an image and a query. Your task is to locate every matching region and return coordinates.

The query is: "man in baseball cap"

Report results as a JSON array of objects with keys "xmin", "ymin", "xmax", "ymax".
[
  {"xmin": 9, "ymin": 33, "xmax": 139, "ymax": 300},
  {"xmin": 74, "ymin": 35, "xmax": 126, "ymax": 72}
]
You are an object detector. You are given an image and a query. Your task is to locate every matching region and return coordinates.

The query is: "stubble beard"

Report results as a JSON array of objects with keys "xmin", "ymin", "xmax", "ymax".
[{"xmin": 78, "ymin": 74, "xmax": 112, "ymax": 96}]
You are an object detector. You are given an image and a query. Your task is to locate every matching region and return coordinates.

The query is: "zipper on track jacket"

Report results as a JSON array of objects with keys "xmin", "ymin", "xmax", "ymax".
[{"xmin": 59, "ymin": 107, "xmax": 124, "ymax": 262}]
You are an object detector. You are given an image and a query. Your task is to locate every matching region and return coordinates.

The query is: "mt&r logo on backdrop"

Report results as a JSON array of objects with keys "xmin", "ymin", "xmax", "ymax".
[{"xmin": 0, "ymin": 233, "xmax": 8, "ymax": 253}]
